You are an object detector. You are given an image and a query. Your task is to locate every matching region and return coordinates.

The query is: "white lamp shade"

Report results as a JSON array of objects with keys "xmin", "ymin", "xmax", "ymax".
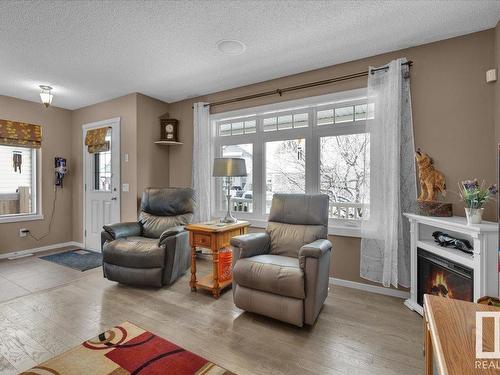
[{"xmin": 213, "ymin": 158, "xmax": 247, "ymax": 177}]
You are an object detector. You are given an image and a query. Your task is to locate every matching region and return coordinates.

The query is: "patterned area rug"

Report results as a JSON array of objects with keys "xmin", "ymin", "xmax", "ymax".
[
  {"xmin": 21, "ymin": 321, "xmax": 235, "ymax": 375},
  {"xmin": 39, "ymin": 249, "xmax": 102, "ymax": 271}
]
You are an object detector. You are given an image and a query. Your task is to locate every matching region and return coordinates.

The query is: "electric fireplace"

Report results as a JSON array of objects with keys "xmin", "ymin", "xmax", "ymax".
[{"xmin": 417, "ymin": 248, "xmax": 473, "ymax": 306}]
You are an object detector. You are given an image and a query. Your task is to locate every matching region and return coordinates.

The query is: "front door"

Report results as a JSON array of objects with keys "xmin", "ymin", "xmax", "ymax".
[{"xmin": 83, "ymin": 118, "xmax": 121, "ymax": 251}]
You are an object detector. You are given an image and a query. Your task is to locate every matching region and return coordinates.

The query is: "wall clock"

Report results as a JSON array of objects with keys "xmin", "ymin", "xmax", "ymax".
[{"xmin": 160, "ymin": 119, "xmax": 179, "ymax": 142}]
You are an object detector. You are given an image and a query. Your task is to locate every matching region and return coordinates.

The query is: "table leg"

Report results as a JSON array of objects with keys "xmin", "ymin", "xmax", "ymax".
[
  {"xmin": 213, "ymin": 247, "xmax": 220, "ymax": 299},
  {"xmin": 424, "ymin": 314, "xmax": 433, "ymax": 375},
  {"xmin": 190, "ymin": 245, "xmax": 197, "ymax": 291}
]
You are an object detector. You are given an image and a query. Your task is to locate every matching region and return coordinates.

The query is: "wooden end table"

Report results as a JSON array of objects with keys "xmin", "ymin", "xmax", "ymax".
[{"xmin": 185, "ymin": 220, "xmax": 250, "ymax": 299}]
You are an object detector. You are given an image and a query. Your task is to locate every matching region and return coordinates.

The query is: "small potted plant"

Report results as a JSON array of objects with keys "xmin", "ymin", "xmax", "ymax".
[{"xmin": 458, "ymin": 179, "xmax": 497, "ymax": 224}]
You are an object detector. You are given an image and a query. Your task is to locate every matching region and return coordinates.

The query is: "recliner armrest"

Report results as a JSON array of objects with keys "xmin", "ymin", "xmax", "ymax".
[
  {"xmin": 299, "ymin": 239, "xmax": 332, "ymax": 268},
  {"xmin": 103, "ymin": 222, "xmax": 142, "ymax": 240},
  {"xmin": 158, "ymin": 226, "xmax": 185, "ymax": 247},
  {"xmin": 230, "ymin": 232, "xmax": 270, "ymax": 259}
]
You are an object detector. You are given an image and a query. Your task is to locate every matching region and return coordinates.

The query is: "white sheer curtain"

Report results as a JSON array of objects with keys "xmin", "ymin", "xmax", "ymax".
[
  {"xmin": 360, "ymin": 58, "xmax": 417, "ymax": 288},
  {"xmin": 192, "ymin": 102, "xmax": 213, "ymax": 222}
]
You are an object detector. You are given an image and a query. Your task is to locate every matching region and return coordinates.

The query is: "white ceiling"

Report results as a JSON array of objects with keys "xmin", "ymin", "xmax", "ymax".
[{"xmin": 0, "ymin": 1, "xmax": 499, "ymax": 110}]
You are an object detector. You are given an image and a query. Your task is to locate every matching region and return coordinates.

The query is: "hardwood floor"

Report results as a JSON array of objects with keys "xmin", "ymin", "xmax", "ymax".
[{"xmin": 0, "ymin": 251, "xmax": 423, "ymax": 375}]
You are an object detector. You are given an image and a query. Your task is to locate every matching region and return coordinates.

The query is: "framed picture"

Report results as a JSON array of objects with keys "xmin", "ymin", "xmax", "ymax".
[{"xmin": 160, "ymin": 119, "xmax": 179, "ymax": 142}]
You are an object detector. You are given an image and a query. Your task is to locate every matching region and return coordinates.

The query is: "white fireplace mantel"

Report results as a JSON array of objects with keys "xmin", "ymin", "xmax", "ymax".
[{"xmin": 404, "ymin": 213, "xmax": 498, "ymax": 315}]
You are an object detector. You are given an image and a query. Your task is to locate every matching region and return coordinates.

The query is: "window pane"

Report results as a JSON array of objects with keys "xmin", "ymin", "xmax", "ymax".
[
  {"xmin": 231, "ymin": 122, "xmax": 244, "ymax": 135},
  {"xmin": 263, "ymin": 117, "xmax": 277, "ymax": 132},
  {"xmin": 219, "ymin": 123, "xmax": 231, "ymax": 136},
  {"xmin": 320, "ymin": 134, "xmax": 369, "ymax": 220},
  {"xmin": 317, "ymin": 109, "xmax": 334, "ymax": 126},
  {"xmin": 277, "ymin": 115, "xmax": 293, "ymax": 130},
  {"xmin": 221, "ymin": 144, "xmax": 253, "ymax": 213},
  {"xmin": 354, "ymin": 104, "xmax": 367, "ymax": 121},
  {"xmin": 335, "ymin": 106, "xmax": 354, "ymax": 123},
  {"xmin": 293, "ymin": 113, "xmax": 308, "ymax": 128},
  {"xmin": 94, "ymin": 131, "xmax": 112, "ymax": 191},
  {"xmin": 0, "ymin": 145, "xmax": 35, "ymax": 215},
  {"xmin": 265, "ymin": 139, "xmax": 305, "ymax": 213},
  {"xmin": 94, "ymin": 151, "xmax": 112, "ymax": 191},
  {"xmin": 244, "ymin": 120, "xmax": 256, "ymax": 134}
]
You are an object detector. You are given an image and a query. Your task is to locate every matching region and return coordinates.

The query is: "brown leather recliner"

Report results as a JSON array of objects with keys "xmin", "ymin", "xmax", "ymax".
[
  {"xmin": 231, "ymin": 194, "xmax": 332, "ymax": 327},
  {"xmin": 101, "ymin": 187, "xmax": 196, "ymax": 287}
]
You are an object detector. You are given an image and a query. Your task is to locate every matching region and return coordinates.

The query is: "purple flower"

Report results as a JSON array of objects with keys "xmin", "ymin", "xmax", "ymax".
[
  {"xmin": 463, "ymin": 180, "xmax": 478, "ymax": 190},
  {"xmin": 489, "ymin": 184, "xmax": 498, "ymax": 195}
]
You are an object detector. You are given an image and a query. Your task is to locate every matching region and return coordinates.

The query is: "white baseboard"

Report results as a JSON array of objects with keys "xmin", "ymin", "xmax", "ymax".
[
  {"xmin": 329, "ymin": 277, "xmax": 410, "ymax": 299},
  {"xmin": 0, "ymin": 241, "xmax": 84, "ymax": 260},
  {"xmin": 404, "ymin": 298, "xmax": 423, "ymax": 315}
]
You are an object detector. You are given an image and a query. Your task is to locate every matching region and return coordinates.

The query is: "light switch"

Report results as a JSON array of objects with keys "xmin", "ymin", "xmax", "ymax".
[
  {"xmin": 122, "ymin": 183, "xmax": 129, "ymax": 192},
  {"xmin": 124, "ymin": 153, "xmax": 129, "ymax": 162},
  {"xmin": 486, "ymin": 69, "xmax": 497, "ymax": 83}
]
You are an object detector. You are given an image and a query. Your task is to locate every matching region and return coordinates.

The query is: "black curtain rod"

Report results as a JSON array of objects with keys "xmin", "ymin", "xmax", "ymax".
[{"xmin": 201, "ymin": 60, "xmax": 413, "ymax": 108}]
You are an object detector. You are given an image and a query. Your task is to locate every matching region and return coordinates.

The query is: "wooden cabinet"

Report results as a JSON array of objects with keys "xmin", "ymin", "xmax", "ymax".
[{"xmin": 424, "ymin": 294, "xmax": 500, "ymax": 374}]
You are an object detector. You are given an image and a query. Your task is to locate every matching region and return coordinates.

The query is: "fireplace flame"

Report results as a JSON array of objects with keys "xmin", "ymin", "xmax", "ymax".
[{"xmin": 431, "ymin": 271, "xmax": 453, "ymax": 299}]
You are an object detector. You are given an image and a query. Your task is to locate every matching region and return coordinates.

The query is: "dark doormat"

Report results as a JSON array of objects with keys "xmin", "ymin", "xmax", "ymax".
[{"xmin": 39, "ymin": 249, "xmax": 102, "ymax": 271}]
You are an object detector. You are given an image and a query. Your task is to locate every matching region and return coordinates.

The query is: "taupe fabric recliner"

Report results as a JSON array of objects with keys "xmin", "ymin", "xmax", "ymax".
[
  {"xmin": 231, "ymin": 194, "xmax": 332, "ymax": 327},
  {"xmin": 101, "ymin": 187, "xmax": 195, "ymax": 287}
]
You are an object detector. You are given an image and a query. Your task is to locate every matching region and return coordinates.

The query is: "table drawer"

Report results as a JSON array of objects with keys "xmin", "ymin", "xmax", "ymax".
[{"xmin": 193, "ymin": 233, "xmax": 211, "ymax": 247}]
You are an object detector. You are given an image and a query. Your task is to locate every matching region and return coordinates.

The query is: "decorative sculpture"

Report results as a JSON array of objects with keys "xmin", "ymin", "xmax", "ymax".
[
  {"xmin": 415, "ymin": 149, "xmax": 452, "ymax": 216},
  {"xmin": 415, "ymin": 149, "xmax": 446, "ymax": 201},
  {"xmin": 432, "ymin": 231, "xmax": 473, "ymax": 254}
]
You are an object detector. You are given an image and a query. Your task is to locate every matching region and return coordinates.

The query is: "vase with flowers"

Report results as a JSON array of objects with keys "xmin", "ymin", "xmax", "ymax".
[{"xmin": 458, "ymin": 179, "xmax": 497, "ymax": 225}]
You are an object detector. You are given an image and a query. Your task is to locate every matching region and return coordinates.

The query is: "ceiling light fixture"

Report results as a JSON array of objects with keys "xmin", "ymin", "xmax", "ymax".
[
  {"xmin": 39, "ymin": 85, "xmax": 53, "ymax": 107},
  {"xmin": 216, "ymin": 40, "xmax": 246, "ymax": 55}
]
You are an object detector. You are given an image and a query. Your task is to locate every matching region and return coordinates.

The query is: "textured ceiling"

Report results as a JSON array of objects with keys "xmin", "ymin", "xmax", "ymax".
[{"xmin": 0, "ymin": 1, "xmax": 499, "ymax": 109}]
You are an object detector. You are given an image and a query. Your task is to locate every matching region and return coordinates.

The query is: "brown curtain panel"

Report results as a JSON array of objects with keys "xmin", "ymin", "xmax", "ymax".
[
  {"xmin": 0, "ymin": 119, "xmax": 42, "ymax": 148},
  {"xmin": 85, "ymin": 127, "xmax": 110, "ymax": 153}
]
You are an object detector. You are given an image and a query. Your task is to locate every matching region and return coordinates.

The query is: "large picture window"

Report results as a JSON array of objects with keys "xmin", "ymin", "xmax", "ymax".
[
  {"xmin": 212, "ymin": 89, "xmax": 370, "ymax": 234},
  {"xmin": 0, "ymin": 145, "xmax": 38, "ymax": 219}
]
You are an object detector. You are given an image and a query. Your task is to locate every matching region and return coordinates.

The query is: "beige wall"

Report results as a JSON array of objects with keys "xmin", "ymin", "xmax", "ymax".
[
  {"xmin": 71, "ymin": 94, "xmax": 139, "ymax": 243},
  {"xmin": 71, "ymin": 93, "xmax": 170, "ymax": 244},
  {"xmin": 0, "ymin": 93, "xmax": 170, "ymax": 252},
  {"xmin": 168, "ymin": 30, "xmax": 497, "ymax": 285},
  {"xmin": 136, "ymin": 94, "xmax": 170, "ymax": 199},
  {"xmin": 0, "ymin": 96, "xmax": 73, "ymax": 255}
]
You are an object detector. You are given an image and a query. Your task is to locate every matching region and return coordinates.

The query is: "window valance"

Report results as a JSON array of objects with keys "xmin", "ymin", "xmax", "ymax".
[
  {"xmin": 85, "ymin": 127, "xmax": 110, "ymax": 153},
  {"xmin": 0, "ymin": 119, "xmax": 42, "ymax": 148}
]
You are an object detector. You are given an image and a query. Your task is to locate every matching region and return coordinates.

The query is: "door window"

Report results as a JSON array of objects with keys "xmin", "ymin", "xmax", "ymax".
[{"xmin": 93, "ymin": 131, "xmax": 112, "ymax": 191}]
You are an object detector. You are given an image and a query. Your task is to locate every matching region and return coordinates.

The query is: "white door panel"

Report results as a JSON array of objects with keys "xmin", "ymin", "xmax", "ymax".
[
  {"xmin": 103, "ymin": 201, "xmax": 112, "ymax": 226},
  {"xmin": 83, "ymin": 119, "xmax": 121, "ymax": 251},
  {"xmin": 91, "ymin": 200, "xmax": 100, "ymax": 234}
]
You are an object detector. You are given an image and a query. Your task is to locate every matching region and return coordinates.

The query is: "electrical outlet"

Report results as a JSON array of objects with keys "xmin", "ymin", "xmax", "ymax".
[{"xmin": 19, "ymin": 228, "xmax": 29, "ymax": 238}]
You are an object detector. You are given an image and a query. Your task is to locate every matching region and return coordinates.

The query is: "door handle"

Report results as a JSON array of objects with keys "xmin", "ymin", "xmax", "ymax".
[{"xmin": 111, "ymin": 197, "xmax": 117, "ymax": 201}]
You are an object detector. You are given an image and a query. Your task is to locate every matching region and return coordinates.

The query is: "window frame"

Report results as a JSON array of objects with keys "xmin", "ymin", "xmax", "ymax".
[
  {"xmin": 211, "ymin": 88, "xmax": 369, "ymax": 237},
  {"xmin": 0, "ymin": 146, "xmax": 43, "ymax": 223}
]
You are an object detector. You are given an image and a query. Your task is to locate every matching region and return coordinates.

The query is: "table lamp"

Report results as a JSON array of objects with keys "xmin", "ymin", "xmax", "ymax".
[{"xmin": 213, "ymin": 158, "xmax": 247, "ymax": 223}]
